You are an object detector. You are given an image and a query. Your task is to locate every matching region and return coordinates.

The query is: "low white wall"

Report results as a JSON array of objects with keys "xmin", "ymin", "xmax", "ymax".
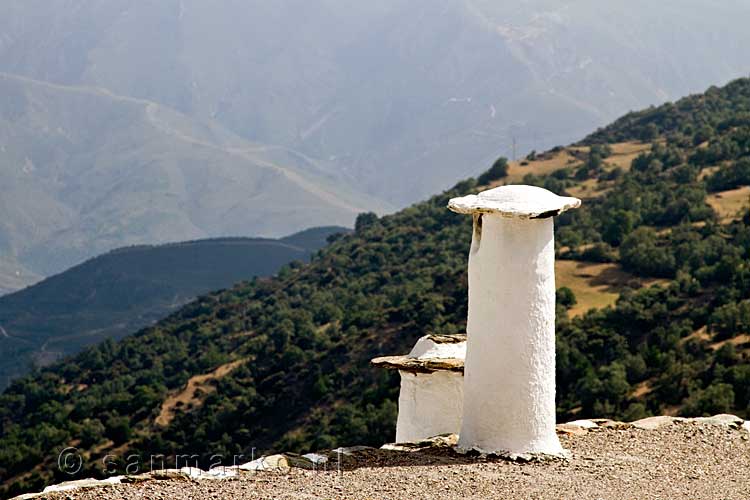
[{"xmin": 396, "ymin": 370, "xmax": 463, "ymax": 443}]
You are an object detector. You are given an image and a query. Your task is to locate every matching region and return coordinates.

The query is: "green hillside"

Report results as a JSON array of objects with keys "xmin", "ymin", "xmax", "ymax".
[
  {"xmin": 4, "ymin": 78, "xmax": 750, "ymax": 497},
  {"xmin": 0, "ymin": 227, "xmax": 346, "ymax": 392}
]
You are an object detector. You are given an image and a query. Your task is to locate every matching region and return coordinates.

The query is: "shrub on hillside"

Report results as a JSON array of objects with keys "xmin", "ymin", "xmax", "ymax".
[{"xmin": 477, "ymin": 157, "xmax": 509, "ymax": 185}]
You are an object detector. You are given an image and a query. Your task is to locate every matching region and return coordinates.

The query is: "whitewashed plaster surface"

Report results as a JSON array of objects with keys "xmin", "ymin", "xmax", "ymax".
[
  {"xmin": 395, "ymin": 335, "xmax": 466, "ymax": 442},
  {"xmin": 396, "ymin": 370, "xmax": 464, "ymax": 443},
  {"xmin": 450, "ymin": 185, "xmax": 580, "ymax": 456},
  {"xmin": 408, "ymin": 335, "xmax": 466, "ymax": 360}
]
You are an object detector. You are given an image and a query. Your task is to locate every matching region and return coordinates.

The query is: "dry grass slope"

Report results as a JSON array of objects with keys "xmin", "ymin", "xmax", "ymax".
[
  {"xmin": 505, "ymin": 141, "xmax": 651, "ymax": 185},
  {"xmin": 556, "ymin": 260, "xmax": 667, "ymax": 318},
  {"xmin": 506, "ymin": 148, "xmax": 581, "ymax": 183},
  {"xmin": 155, "ymin": 359, "xmax": 247, "ymax": 427},
  {"xmin": 706, "ymin": 186, "xmax": 750, "ymax": 222}
]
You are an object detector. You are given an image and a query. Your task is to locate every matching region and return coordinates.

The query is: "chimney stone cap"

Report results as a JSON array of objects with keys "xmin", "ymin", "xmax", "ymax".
[
  {"xmin": 448, "ymin": 184, "xmax": 581, "ymax": 219},
  {"xmin": 370, "ymin": 355, "xmax": 464, "ymax": 374},
  {"xmin": 408, "ymin": 334, "xmax": 466, "ymax": 360},
  {"xmin": 370, "ymin": 334, "xmax": 466, "ymax": 374}
]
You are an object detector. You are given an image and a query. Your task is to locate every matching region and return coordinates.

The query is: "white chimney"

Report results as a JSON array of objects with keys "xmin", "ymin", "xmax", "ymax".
[
  {"xmin": 448, "ymin": 184, "xmax": 580, "ymax": 456},
  {"xmin": 372, "ymin": 334, "xmax": 466, "ymax": 443}
]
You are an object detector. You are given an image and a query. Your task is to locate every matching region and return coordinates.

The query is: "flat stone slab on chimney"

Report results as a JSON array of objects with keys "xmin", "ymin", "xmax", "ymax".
[
  {"xmin": 370, "ymin": 356, "xmax": 464, "ymax": 374},
  {"xmin": 371, "ymin": 333, "xmax": 466, "ymax": 374},
  {"xmin": 448, "ymin": 184, "xmax": 581, "ymax": 219}
]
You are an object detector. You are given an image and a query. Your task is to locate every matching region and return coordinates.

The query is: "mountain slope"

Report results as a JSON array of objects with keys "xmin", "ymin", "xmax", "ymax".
[
  {"xmin": 4, "ymin": 78, "xmax": 750, "ymax": 497},
  {"xmin": 0, "ymin": 72, "xmax": 388, "ymax": 285},
  {"xmin": 0, "ymin": 226, "xmax": 346, "ymax": 391},
  {"xmin": 2, "ymin": 0, "xmax": 750, "ymax": 292},
  {"xmin": 0, "ymin": 258, "xmax": 40, "ymax": 297},
  {"xmin": 1, "ymin": 1, "xmax": 749, "ymax": 206}
]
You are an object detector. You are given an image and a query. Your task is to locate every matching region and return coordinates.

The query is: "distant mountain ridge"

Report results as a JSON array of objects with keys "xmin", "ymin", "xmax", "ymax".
[
  {"xmin": 3, "ymin": 0, "xmax": 750, "ymax": 204},
  {"xmin": 2, "ymin": 0, "xmax": 750, "ymax": 290},
  {"xmin": 0, "ymin": 71, "xmax": 388, "ymax": 289},
  {"xmin": 0, "ymin": 226, "xmax": 347, "ymax": 390}
]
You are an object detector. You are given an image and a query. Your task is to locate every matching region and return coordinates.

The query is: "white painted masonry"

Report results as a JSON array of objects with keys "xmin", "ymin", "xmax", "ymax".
[
  {"xmin": 397, "ymin": 370, "xmax": 464, "ymax": 443},
  {"xmin": 372, "ymin": 334, "xmax": 466, "ymax": 443},
  {"xmin": 395, "ymin": 335, "xmax": 466, "ymax": 443},
  {"xmin": 448, "ymin": 185, "xmax": 580, "ymax": 456},
  {"xmin": 407, "ymin": 335, "xmax": 465, "ymax": 361}
]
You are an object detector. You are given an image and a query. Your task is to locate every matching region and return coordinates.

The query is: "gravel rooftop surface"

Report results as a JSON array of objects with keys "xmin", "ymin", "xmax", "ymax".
[{"xmin": 43, "ymin": 423, "xmax": 750, "ymax": 500}]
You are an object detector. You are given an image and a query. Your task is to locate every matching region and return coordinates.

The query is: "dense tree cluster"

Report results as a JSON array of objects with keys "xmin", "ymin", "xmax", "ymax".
[
  {"xmin": 477, "ymin": 157, "xmax": 509, "ymax": 185},
  {"xmin": 583, "ymin": 78, "xmax": 750, "ymax": 146}
]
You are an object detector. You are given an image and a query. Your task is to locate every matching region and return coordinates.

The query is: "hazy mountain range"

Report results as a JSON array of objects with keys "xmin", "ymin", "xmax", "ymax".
[
  {"xmin": 2, "ymin": 0, "xmax": 750, "ymax": 291},
  {"xmin": 0, "ymin": 73, "xmax": 386, "ymax": 287}
]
